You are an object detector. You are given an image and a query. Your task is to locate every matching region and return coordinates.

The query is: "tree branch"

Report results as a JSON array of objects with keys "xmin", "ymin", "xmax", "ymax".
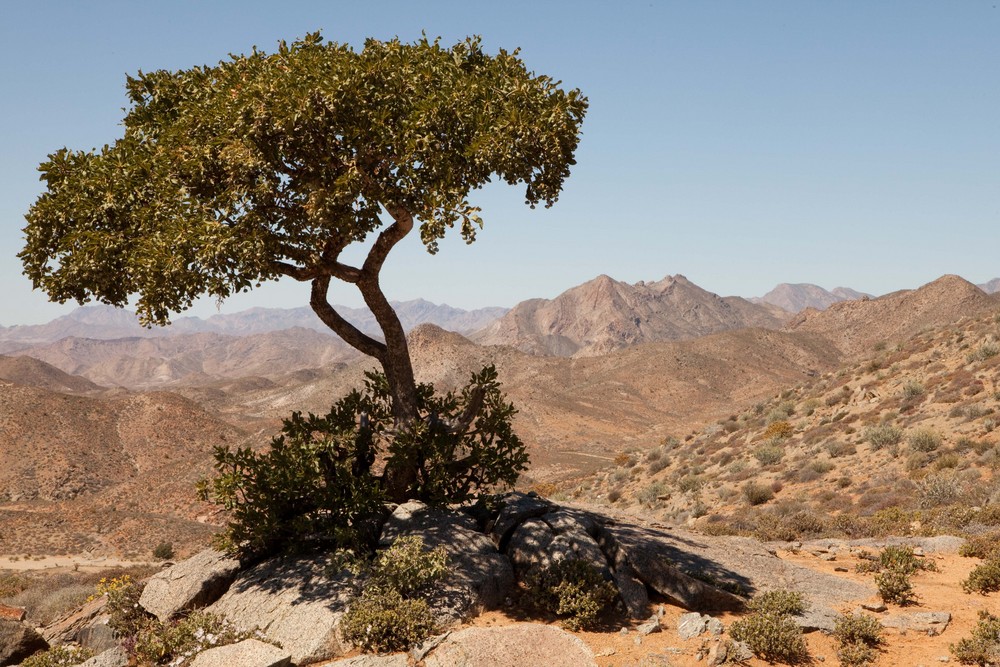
[
  {"xmin": 310, "ymin": 276, "xmax": 386, "ymax": 360},
  {"xmin": 443, "ymin": 385, "xmax": 486, "ymax": 435},
  {"xmin": 362, "ymin": 205, "xmax": 413, "ymax": 276}
]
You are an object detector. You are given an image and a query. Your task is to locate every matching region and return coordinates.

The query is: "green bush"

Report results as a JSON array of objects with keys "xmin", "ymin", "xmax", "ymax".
[
  {"xmin": 962, "ymin": 557, "xmax": 1000, "ymax": 595},
  {"xmin": 960, "ymin": 534, "xmax": 1000, "ymax": 560},
  {"xmin": 95, "ymin": 575, "xmax": 151, "ymax": 639},
  {"xmin": 340, "ymin": 535, "xmax": 448, "ymax": 653},
  {"xmin": 748, "ymin": 590, "xmax": 806, "ymax": 617},
  {"xmin": 152, "ymin": 542, "xmax": 175, "ymax": 561},
  {"xmin": 21, "ymin": 646, "xmax": 95, "ymax": 667},
  {"xmin": 951, "ymin": 611, "xmax": 1000, "ymax": 665},
  {"xmin": 525, "ymin": 559, "xmax": 618, "ymax": 631},
  {"xmin": 730, "ymin": 590, "xmax": 808, "ymax": 664},
  {"xmin": 131, "ymin": 611, "xmax": 256, "ymax": 666},
  {"xmin": 874, "ymin": 568, "xmax": 916, "ymax": 605},
  {"xmin": 903, "ymin": 381, "xmax": 926, "ymax": 399},
  {"xmin": 367, "ymin": 535, "xmax": 448, "ymax": 597},
  {"xmin": 199, "ymin": 366, "xmax": 528, "ymax": 557},
  {"xmin": 341, "ymin": 588, "xmax": 436, "ymax": 654},
  {"xmin": 833, "ymin": 613, "xmax": 884, "ymax": 667}
]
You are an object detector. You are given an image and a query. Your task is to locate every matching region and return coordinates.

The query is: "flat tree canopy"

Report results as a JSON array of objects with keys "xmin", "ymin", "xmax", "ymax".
[{"xmin": 22, "ymin": 33, "xmax": 586, "ymax": 424}]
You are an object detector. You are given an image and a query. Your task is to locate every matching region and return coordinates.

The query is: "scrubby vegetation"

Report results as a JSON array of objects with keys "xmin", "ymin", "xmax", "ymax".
[
  {"xmin": 729, "ymin": 590, "xmax": 808, "ymax": 664},
  {"xmin": 199, "ymin": 367, "xmax": 527, "ymax": 558},
  {"xmin": 341, "ymin": 535, "xmax": 448, "ymax": 653},
  {"xmin": 833, "ymin": 613, "xmax": 884, "ymax": 667},
  {"xmin": 951, "ymin": 611, "xmax": 1000, "ymax": 665},
  {"xmin": 525, "ymin": 559, "xmax": 618, "ymax": 631}
]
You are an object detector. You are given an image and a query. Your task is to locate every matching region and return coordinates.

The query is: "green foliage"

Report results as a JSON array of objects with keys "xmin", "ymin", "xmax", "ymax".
[
  {"xmin": 153, "ymin": 542, "xmax": 175, "ymax": 560},
  {"xmin": 21, "ymin": 34, "xmax": 587, "ymax": 326},
  {"xmin": 967, "ymin": 341, "xmax": 1000, "ymax": 364},
  {"xmin": 340, "ymin": 588, "xmax": 436, "ymax": 654},
  {"xmin": 951, "ymin": 611, "xmax": 1000, "ymax": 665},
  {"xmin": 747, "ymin": 590, "xmax": 806, "ymax": 617},
  {"xmin": 366, "ymin": 536, "xmax": 448, "ymax": 597},
  {"xmin": 856, "ymin": 546, "xmax": 931, "ymax": 606},
  {"xmin": 730, "ymin": 590, "xmax": 808, "ymax": 664},
  {"xmin": 874, "ymin": 568, "xmax": 916, "ymax": 605},
  {"xmin": 199, "ymin": 366, "xmax": 527, "ymax": 556},
  {"xmin": 525, "ymin": 559, "xmax": 618, "ymax": 631},
  {"xmin": 95, "ymin": 575, "xmax": 150, "ymax": 639},
  {"xmin": 636, "ymin": 480, "xmax": 668, "ymax": 506},
  {"xmin": 903, "ymin": 381, "xmax": 926, "ymax": 400},
  {"xmin": 960, "ymin": 534, "xmax": 1000, "ymax": 560},
  {"xmin": 961, "ymin": 557, "xmax": 1000, "ymax": 595},
  {"xmin": 833, "ymin": 613, "xmax": 884, "ymax": 667},
  {"xmin": 130, "ymin": 611, "xmax": 258, "ymax": 666},
  {"xmin": 21, "ymin": 646, "xmax": 95, "ymax": 667},
  {"xmin": 341, "ymin": 535, "xmax": 447, "ymax": 653}
]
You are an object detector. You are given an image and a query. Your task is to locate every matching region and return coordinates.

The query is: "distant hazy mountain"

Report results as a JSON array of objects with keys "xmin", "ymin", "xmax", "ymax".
[
  {"xmin": 978, "ymin": 278, "xmax": 1000, "ymax": 294},
  {"xmin": 0, "ymin": 300, "xmax": 508, "ymax": 350},
  {"xmin": 473, "ymin": 274, "xmax": 788, "ymax": 357},
  {"xmin": 752, "ymin": 283, "xmax": 871, "ymax": 313}
]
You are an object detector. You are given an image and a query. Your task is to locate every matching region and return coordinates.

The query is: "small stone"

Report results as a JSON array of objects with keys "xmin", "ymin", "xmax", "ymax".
[
  {"xmin": 637, "ymin": 615, "xmax": 661, "ymax": 636},
  {"xmin": 834, "ymin": 566, "xmax": 849, "ymax": 572},
  {"xmin": 677, "ymin": 612, "xmax": 707, "ymax": 640},
  {"xmin": 704, "ymin": 617, "xmax": 724, "ymax": 636},
  {"xmin": 938, "ymin": 657, "xmax": 950, "ymax": 663},
  {"xmin": 620, "ymin": 627, "xmax": 630, "ymax": 635},
  {"xmin": 820, "ymin": 553, "xmax": 836, "ymax": 561},
  {"xmin": 861, "ymin": 602, "xmax": 887, "ymax": 612}
]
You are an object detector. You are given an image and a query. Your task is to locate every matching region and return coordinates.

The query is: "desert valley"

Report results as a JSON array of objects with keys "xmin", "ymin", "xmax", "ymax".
[{"xmin": 2, "ymin": 272, "xmax": 1000, "ymax": 666}]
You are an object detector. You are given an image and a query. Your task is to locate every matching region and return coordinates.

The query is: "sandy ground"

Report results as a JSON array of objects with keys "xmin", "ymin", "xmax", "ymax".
[
  {"xmin": 461, "ymin": 548, "xmax": 993, "ymax": 667},
  {"xmin": 0, "ymin": 554, "xmax": 157, "ymax": 572}
]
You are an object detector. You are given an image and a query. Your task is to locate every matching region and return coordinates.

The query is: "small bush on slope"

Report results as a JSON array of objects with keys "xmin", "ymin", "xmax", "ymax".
[
  {"xmin": 951, "ymin": 611, "xmax": 1000, "ymax": 665},
  {"xmin": 729, "ymin": 590, "xmax": 808, "ymax": 664},
  {"xmin": 525, "ymin": 559, "xmax": 618, "ymax": 631},
  {"xmin": 341, "ymin": 535, "xmax": 448, "ymax": 653}
]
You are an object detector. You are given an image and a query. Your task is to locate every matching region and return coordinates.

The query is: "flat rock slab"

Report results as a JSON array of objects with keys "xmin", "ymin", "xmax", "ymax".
[
  {"xmin": 596, "ymin": 523, "xmax": 877, "ymax": 630},
  {"xmin": 880, "ymin": 611, "xmax": 951, "ymax": 636},
  {"xmin": 42, "ymin": 595, "xmax": 115, "ymax": 651},
  {"xmin": 189, "ymin": 638, "xmax": 291, "ymax": 667},
  {"xmin": 140, "ymin": 548, "xmax": 241, "ymax": 622},
  {"xmin": 422, "ymin": 624, "xmax": 597, "ymax": 667},
  {"xmin": 207, "ymin": 553, "xmax": 355, "ymax": 665},
  {"xmin": 595, "ymin": 523, "xmax": 746, "ymax": 612},
  {"xmin": 380, "ymin": 501, "xmax": 514, "ymax": 626}
]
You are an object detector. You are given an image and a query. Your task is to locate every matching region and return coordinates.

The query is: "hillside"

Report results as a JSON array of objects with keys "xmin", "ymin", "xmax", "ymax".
[
  {"xmin": 473, "ymin": 274, "xmax": 787, "ymax": 357},
  {"xmin": 577, "ymin": 304, "xmax": 1000, "ymax": 542},
  {"xmin": 784, "ymin": 274, "xmax": 995, "ymax": 358},
  {"xmin": 0, "ymin": 355, "xmax": 103, "ymax": 393},
  {"xmin": 753, "ymin": 283, "xmax": 870, "ymax": 312},
  {"xmin": 979, "ymin": 277, "xmax": 1000, "ymax": 294},
  {"xmin": 9, "ymin": 328, "xmax": 358, "ymax": 389},
  {"xmin": 0, "ymin": 381, "xmax": 248, "ymax": 555}
]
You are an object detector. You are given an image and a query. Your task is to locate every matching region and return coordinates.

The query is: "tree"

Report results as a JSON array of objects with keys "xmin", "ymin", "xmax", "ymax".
[{"xmin": 21, "ymin": 33, "xmax": 587, "ymax": 503}]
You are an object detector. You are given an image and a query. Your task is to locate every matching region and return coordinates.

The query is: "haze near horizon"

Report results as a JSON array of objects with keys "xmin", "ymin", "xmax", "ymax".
[{"xmin": 1, "ymin": 1, "xmax": 997, "ymax": 325}]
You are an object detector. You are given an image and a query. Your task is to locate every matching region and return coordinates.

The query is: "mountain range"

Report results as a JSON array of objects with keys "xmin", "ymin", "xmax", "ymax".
[
  {"xmin": 1, "ymin": 272, "xmax": 998, "ymax": 556},
  {"xmin": 473, "ymin": 274, "xmax": 788, "ymax": 357}
]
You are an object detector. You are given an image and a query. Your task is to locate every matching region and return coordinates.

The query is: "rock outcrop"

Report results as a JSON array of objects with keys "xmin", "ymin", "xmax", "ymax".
[
  {"xmin": 139, "ymin": 549, "xmax": 241, "ymax": 622},
  {"xmin": 421, "ymin": 624, "xmax": 598, "ymax": 667}
]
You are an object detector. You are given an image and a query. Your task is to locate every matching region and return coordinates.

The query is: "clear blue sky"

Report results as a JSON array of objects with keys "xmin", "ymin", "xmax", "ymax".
[{"xmin": 1, "ymin": 1, "xmax": 997, "ymax": 325}]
